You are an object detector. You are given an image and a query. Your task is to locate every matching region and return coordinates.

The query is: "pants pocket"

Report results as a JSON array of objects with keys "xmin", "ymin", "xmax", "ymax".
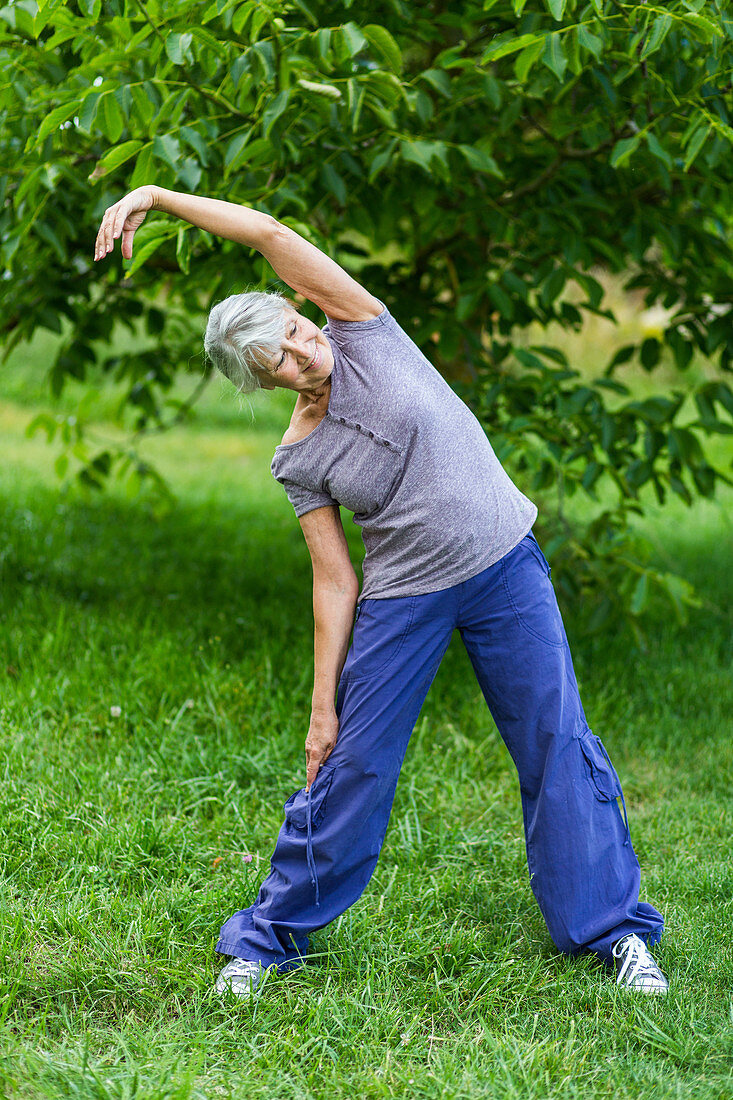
[
  {"xmin": 524, "ymin": 530, "xmax": 552, "ymax": 577},
  {"xmin": 500, "ymin": 537, "xmax": 566, "ymax": 649},
  {"xmin": 284, "ymin": 764, "xmax": 335, "ymax": 830},
  {"xmin": 342, "ymin": 595, "xmax": 417, "ymax": 681},
  {"xmin": 575, "ymin": 726, "xmax": 623, "ymax": 801}
]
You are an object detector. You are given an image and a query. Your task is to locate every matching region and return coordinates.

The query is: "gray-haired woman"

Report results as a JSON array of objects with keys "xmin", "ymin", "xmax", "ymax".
[{"xmin": 95, "ymin": 187, "xmax": 668, "ymax": 997}]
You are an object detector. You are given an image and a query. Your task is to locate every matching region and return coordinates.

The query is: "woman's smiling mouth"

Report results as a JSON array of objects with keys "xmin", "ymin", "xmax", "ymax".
[{"xmin": 304, "ymin": 342, "xmax": 321, "ymax": 372}]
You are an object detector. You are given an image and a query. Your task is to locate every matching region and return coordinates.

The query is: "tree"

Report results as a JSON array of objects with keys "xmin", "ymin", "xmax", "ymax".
[{"xmin": 1, "ymin": 0, "xmax": 732, "ymax": 638}]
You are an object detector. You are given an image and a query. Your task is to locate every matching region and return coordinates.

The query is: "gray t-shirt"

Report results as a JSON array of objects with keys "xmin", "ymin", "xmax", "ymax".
[{"xmin": 270, "ymin": 304, "xmax": 537, "ymax": 601}]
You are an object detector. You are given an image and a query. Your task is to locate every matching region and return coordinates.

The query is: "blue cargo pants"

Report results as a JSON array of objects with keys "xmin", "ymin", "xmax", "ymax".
[{"xmin": 217, "ymin": 531, "xmax": 663, "ymax": 970}]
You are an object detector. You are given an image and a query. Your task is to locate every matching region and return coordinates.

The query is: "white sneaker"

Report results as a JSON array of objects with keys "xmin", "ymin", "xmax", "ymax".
[
  {"xmin": 215, "ymin": 957, "xmax": 266, "ymax": 997},
  {"xmin": 612, "ymin": 933, "xmax": 668, "ymax": 995}
]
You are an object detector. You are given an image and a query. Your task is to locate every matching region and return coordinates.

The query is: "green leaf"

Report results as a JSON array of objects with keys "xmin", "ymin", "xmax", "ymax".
[
  {"xmin": 77, "ymin": 90, "xmax": 103, "ymax": 134},
  {"xmin": 646, "ymin": 131, "xmax": 673, "ymax": 170},
  {"xmin": 684, "ymin": 123, "xmax": 710, "ymax": 171},
  {"xmin": 30, "ymin": 101, "xmax": 78, "ymax": 149},
  {"xmin": 489, "ymin": 283, "xmax": 515, "ymax": 320},
  {"xmin": 680, "ymin": 11, "xmax": 722, "ymax": 43},
  {"xmin": 222, "ymin": 133, "xmax": 269, "ymax": 177},
  {"xmin": 340, "ymin": 21, "xmax": 367, "ymax": 58},
  {"xmin": 262, "ymin": 88, "xmax": 290, "ymax": 138},
  {"xmin": 123, "ymin": 223, "xmax": 178, "ymax": 278},
  {"xmin": 640, "ymin": 14, "xmax": 672, "ymax": 60},
  {"xmin": 179, "ymin": 125, "xmax": 210, "ymax": 166},
  {"xmin": 515, "ymin": 38, "xmax": 544, "ymax": 82},
  {"xmin": 231, "ymin": 2, "xmax": 253, "ymax": 34},
  {"xmin": 577, "ymin": 24, "xmax": 603, "ymax": 60},
  {"xmin": 546, "ymin": 0, "xmax": 566, "ymax": 20},
  {"xmin": 224, "ymin": 131, "xmax": 251, "ymax": 171},
  {"xmin": 512, "ymin": 0, "xmax": 529, "ymax": 14},
  {"xmin": 481, "ymin": 33, "xmax": 543, "ymax": 64},
  {"xmin": 252, "ymin": 40, "xmax": 276, "ymax": 81},
  {"xmin": 630, "ymin": 572, "xmax": 649, "ymax": 615},
  {"xmin": 458, "ymin": 144, "xmax": 503, "ymax": 178},
  {"xmin": 610, "ymin": 132, "xmax": 641, "ymax": 168},
  {"xmin": 130, "ymin": 83, "xmax": 156, "ymax": 131},
  {"xmin": 658, "ymin": 572, "xmax": 699, "ymax": 624},
  {"xmin": 290, "ymin": 0, "xmax": 317, "ymax": 24},
  {"xmin": 502, "ymin": 271, "xmax": 528, "ymax": 300},
  {"xmin": 165, "ymin": 31, "xmax": 193, "ymax": 65},
  {"xmin": 346, "ymin": 78, "xmax": 366, "ymax": 131},
  {"xmin": 321, "ymin": 162, "xmax": 346, "ymax": 204},
  {"xmin": 176, "ymin": 225, "xmax": 191, "ymax": 274},
  {"xmin": 98, "ymin": 92, "xmax": 125, "ymax": 143},
  {"xmin": 153, "ymin": 134, "xmax": 182, "ymax": 172},
  {"xmin": 640, "ymin": 337, "xmax": 660, "ymax": 370},
  {"xmin": 177, "ymin": 157, "xmax": 202, "ymax": 192},
  {"xmin": 420, "ymin": 68, "xmax": 452, "ymax": 97},
  {"xmin": 400, "ymin": 139, "xmax": 448, "ymax": 175},
  {"xmin": 363, "ymin": 24, "xmax": 401, "ymax": 72},
  {"xmin": 367, "ymin": 141, "xmax": 396, "ymax": 182},
  {"xmin": 35, "ymin": 221, "xmax": 65, "ymax": 263},
  {"xmin": 94, "ymin": 140, "xmax": 143, "ymax": 176},
  {"xmin": 25, "ymin": 412, "xmax": 58, "ymax": 442},
  {"xmin": 129, "ymin": 142, "xmax": 154, "ymax": 190},
  {"xmin": 542, "ymin": 33, "xmax": 567, "ymax": 82}
]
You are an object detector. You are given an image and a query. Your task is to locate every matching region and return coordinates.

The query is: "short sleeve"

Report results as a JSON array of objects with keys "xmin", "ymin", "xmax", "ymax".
[
  {"xmin": 279, "ymin": 478, "xmax": 338, "ymax": 518},
  {"xmin": 322, "ymin": 302, "xmax": 392, "ymax": 347},
  {"xmin": 322, "ymin": 304, "xmax": 430, "ymax": 376}
]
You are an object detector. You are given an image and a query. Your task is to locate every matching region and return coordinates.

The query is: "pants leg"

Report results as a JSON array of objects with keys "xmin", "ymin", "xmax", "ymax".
[
  {"xmin": 216, "ymin": 588, "xmax": 457, "ymax": 970},
  {"xmin": 458, "ymin": 533, "xmax": 664, "ymax": 963}
]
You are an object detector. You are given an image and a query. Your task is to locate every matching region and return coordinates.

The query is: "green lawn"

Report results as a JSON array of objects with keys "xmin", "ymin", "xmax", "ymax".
[{"xmin": 0, "ymin": 347, "xmax": 731, "ymax": 1099}]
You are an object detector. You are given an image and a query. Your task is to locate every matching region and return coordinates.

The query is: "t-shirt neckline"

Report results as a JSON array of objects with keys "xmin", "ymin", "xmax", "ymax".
[{"xmin": 273, "ymin": 335, "xmax": 339, "ymax": 453}]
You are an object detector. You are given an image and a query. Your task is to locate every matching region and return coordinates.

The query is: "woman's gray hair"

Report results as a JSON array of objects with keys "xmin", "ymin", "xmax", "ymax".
[{"xmin": 204, "ymin": 290, "xmax": 292, "ymax": 393}]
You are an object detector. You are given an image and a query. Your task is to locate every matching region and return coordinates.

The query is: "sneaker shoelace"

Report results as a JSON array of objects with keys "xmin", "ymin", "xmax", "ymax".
[
  {"xmin": 225, "ymin": 958, "xmax": 261, "ymax": 979},
  {"xmin": 613, "ymin": 934, "xmax": 665, "ymax": 988}
]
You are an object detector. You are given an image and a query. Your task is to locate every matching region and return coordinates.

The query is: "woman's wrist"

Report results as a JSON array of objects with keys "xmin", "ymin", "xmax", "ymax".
[
  {"xmin": 150, "ymin": 186, "xmax": 173, "ymax": 212},
  {"xmin": 311, "ymin": 692, "xmax": 337, "ymax": 716}
]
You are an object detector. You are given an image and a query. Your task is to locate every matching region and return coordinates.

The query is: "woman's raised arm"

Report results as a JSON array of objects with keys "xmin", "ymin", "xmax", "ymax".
[{"xmin": 94, "ymin": 186, "xmax": 383, "ymax": 322}]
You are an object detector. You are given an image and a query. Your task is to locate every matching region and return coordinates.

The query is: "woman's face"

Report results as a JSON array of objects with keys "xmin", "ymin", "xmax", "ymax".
[{"xmin": 259, "ymin": 308, "xmax": 334, "ymax": 393}]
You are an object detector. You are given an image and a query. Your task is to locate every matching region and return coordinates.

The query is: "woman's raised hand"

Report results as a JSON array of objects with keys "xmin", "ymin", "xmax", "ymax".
[{"xmin": 93, "ymin": 185, "xmax": 158, "ymax": 262}]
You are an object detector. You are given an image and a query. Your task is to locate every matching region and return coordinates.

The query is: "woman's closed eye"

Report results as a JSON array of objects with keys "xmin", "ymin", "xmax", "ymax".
[{"xmin": 275, "ymin": 322, "xmax": 298, "ymax": 370}]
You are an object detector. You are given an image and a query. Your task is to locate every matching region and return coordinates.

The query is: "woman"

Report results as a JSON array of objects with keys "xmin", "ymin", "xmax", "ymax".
[{"xmin": 95, "ymin": 186, "xmax": 667, "ymax": 996}]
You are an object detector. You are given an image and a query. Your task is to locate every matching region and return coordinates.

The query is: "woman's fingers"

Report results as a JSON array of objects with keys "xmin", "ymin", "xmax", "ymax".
[
  {"xmin": 120, "ymin": 226, "xmax": 135, "ymax": 260},
  {"xmin": 305, "ymin": 756, "xmax": 320, "ymax": 792},
  {"xmin": 94, "ymin": 202, "xmax": 135, "ymax": 261},
  {"xmin": 94, "ymin": 189, "xmax": 151, "ymax": 261},
  {"xmin": 94, "ymin": 205, "xmax": 120, "ymax": 260},
  {"xmin": 305, "ymin": 745, "xmax": 329, "ymax": 791}
]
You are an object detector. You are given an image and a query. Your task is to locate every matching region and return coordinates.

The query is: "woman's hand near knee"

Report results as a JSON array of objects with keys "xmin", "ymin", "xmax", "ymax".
[{"xmin": 305, "ymin": 707, "xmax": 339, "ymax": 790}]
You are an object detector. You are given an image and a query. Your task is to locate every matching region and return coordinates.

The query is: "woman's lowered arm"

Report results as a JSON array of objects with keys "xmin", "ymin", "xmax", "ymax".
[
  {"xmin": 298, "ymin": 504, "xmax": 360, "ymax": 790},
  {"xmin": 94, "ymin": 185, "xmax": 383, "ymax": 321}
]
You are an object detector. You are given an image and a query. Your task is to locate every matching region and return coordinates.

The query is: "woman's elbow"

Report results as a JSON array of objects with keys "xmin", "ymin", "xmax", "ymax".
[{"xmin": 314, "ymin": 569, "xmax": 359, "ymax": 602}]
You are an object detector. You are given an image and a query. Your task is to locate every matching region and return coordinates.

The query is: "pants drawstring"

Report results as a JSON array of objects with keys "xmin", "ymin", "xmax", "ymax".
[{"xmin": 305, "ymin": 786, "xmax": 320, "ymax": 907}]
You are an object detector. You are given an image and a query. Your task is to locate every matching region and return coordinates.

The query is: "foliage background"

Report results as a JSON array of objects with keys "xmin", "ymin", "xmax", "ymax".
[{"xmin": 1, "ymin": 0, "xmax": 732, "ymax": 637}]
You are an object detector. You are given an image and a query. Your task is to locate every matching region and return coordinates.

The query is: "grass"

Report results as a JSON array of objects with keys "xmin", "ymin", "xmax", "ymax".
[{"xmin": 0, "ymin": 322, "xmax": 732, "ymax": 1099}]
